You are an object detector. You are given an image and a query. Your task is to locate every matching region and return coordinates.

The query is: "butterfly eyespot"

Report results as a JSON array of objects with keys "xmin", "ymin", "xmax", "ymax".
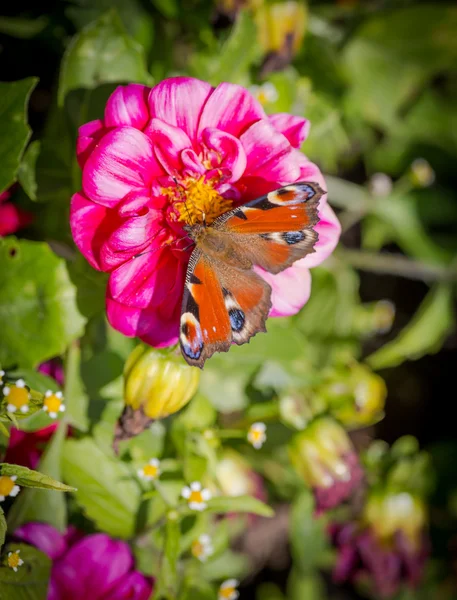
[
  {"xmin": 180, "ymin": 313, "xmax": 204, "ymax": 361},
  {"xmin": 283, "ymin": 230, "xmax": 306, "ymax": 245},
  {"xmin": 229, "ymin": 308, "xmax": 245, "ymax": 332}
]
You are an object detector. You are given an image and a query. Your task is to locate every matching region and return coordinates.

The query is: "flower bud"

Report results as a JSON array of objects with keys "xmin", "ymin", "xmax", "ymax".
[
  {"xmin": 256, "ymin": 2, "xmax": 308, "ymax": 75},
  {"xmin": 409, "ymin": 158, "xmax": 435, "ymax": 188},
  {"xmin": 352, "ymin": 300, "xmax": 396, "ymax": 337},
  {"xmin": 289, "ymin": 416, "xmax": 363, "ymax": 513},
  {"xmin": 319, "ymin": 362, "xmax": 386, "ymax": 429},
  {"xmin": 114, "ymin": 345, "xmax": 200, "ymax": 451}
]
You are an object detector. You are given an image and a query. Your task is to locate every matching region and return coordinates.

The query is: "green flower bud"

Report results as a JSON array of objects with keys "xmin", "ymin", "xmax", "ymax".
[
  {"xmin": 124, "ymin": 345, "xmax": 200, "ymax": 419},
  {"xmin": 320, "ymin": 362, "xmax": 386, "ymax": 429},
  {"xmin": 289, "ymin": 416, "xmax": 363, "ymax": 513}
]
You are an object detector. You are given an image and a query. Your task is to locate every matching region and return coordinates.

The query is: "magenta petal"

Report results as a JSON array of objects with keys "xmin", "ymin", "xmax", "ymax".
[
  {"xmin": 76, "ymin": 120, "xmax": 105, "ymax": 169},
  {"xmin": 201, "ymin": 127, "xmax": 247, "ymax": 182},
  {"xmin": 105, "ymin": 571, "xmax": 153, "ymax": 600},
  {"xmin": 181, "ymin": 148, "xmax": 205, "ymax": 175},
  {"xmin": 108, "ymin": 246, "xmax": 183, "ymax": 309},
  {"xmin": 145, "ymin": 117, "xmax": 192, "ymax": 174},
  {"xmin": 53, "ymin": 534, "xmax": 133, "ymax": 600},
  {"xmin": 14, "ymin": 523, "xmax": 67, "ymax": 561},
  {"xmin": 82, "ymin": 127, "xmax": 162, "ymax": 207},
  {"xmin": 104, "ymin": 84, "xmax": 150, "ymax": 130},
  {"xmin": 149, "ymin": 77, "xmax": 212, "ymax": 142},
  {"xmin": 298, "ymin": 203, "xmax": 341, "ymax": 269},
  {"xmin": 0, "ymin": 201, "xmax": 33, "ymax": 236},
  {"xmin": 99, "ymin": 191, "xmax": 163, "ymax": 270},
  {"xmin": 70, "ymin": 192, "xmax": 111, "ymax": 270},
  {"xmin": 269, "ymin": 113, "xmax": 310, "ymax": 148},
  {"xmin": 256, "ymin": 263, "xmax": 312, "ymax": 317},
  {"xmin": 240, "ymin": 120, "xmax": 299, "ymax": 183},
  {"xmin": 106, "ymin": 295, "xmax": 180, "ymax": 348},
  {"xmin": 198, "ymin": 82, "xmax": 265, "ymax": 138}
]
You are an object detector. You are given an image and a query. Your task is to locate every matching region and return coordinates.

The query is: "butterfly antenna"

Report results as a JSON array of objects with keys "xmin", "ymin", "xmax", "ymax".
[{"xmin": 172, "ymin": 176, "xmax": 193, "ymax": 225}]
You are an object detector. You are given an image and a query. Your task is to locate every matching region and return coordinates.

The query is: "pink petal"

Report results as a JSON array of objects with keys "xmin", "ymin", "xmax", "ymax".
[
  {"xmin": 198, "ymin": 82, "xmax": 266, "ymax": 138},
  {"xmin": 99, "ymin": 190, "xmax": 164, "ymax": 271},
  {"xmin": 107, "ymin": 571, "xmax": 153, "ymax": 600},
  {"xmin": 298, "ymin": 202, "xmax": 341, "ymax": 269},
  {"xmin": 240, "ymin": 119, "xmax": 299, "ymax": 183},
  {"xmin": 0, "ymin": 202, "xmax": 33, "ymax": 236},
  {"xmin": 76, "ymin": 120, "xmax": 106, "ymax": 169},
  {"xmin": 82, "ymin": 127, "xmax": 163, "ymax": 207},
  {"xmin": 0, "ymin": 189, "xmax": 12, "ymax": 203},
  {"xmin": 106, "ymin": 294, "xmax": 180, "ymax": 348},
  {"xmin": 256, "ymin": 263, "xmax": 312, "ymax": 318},
  {"xmin": 201, "ymin": 127, "xmax": 247, "ymax": 182},
  {"xmin": 144, "ymin": 117, "xmax": 192, "ymax": 174},
  {"xmin": 52, "ymin": 535, "xmax": 133, "ymax": 600},
  {"xmin": 181, "ymin": 148, "xmax": 205, "ymax": 176},
  {"xmin": 14, "ymin": 523, "xmax": 68, "ymax": 561},
  {"xmin": 70, "ymin": 192, "xmax": 111, "ymax": 270},
  {"xmin": 104, "ymin": 84, "xmax": 150, "ymax": 130},
  {"xmin": 269, "ymin": 113, "xmax": 310, "ymax": 148},
  {"xmin": 149, "ymin": 77, "xmax": 213, "ymax": 142},
  {"xmin": 108, "ymin": 246, "xmax": 185, "ymax": 309}
]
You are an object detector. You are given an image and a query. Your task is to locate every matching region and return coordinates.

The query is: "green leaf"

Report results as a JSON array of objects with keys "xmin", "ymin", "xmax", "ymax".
[
  {"xmin": 156, "ymin": 513, "xmax": 181, "ymax": 599},
  {"xmin": 67, "ymin": 256, "xmax": 108, "ymax": 320},
  {"xmin": 0, "ymin": 238, "xmax": 86, "ymax": 368},
  {"xmin": 200, "ymin": 549, "xmax": 249, "ymax": 582},
  {"xmin": 62, "ymin": 437, "xmax": 141, "ymax": 538},
  {"xmin": 367, "ymin": 284, "xmax": 454, "ymax": 370},
  {"xmin": 17, "ymin": 141, "xmax": 40, "ymax": 201},
  {"xmin": 0, "ymin": 506, "xmax": 6, "ymax": 551},
  {"xmin": 287, "ymin": 569, "xmax": 326, "ymax": 600},
  {"xmin": 58, "ymin": 9, "xmax": 152, "ymax": 107},
  {"xmin": 0, "ymin": 462, "xmax": 74, "ymax": 492},
  {"xmin": 206, "ymin": 495, "xmax": 274, "ymax": 518},
  {"xmin": 0, "ymin": 16, "xmax": 47, "ymax": 39},
  {"xmin": 342, "ymin": 6, "xmax": 457, "ymax": 131},
  {"xmin": 0, "ymin": 544, "xmax": 51, "ymax": 600},
  {"xmin": 0, "ymin": 78, "xmax": 38, "ymax": 195},
  {"xmin": 189, "ymin": 11, "xmax": 261, "ymax": 85},
  {"xmin": 289, "ymin": 491, "xmax": 327, "ymax": 573},
  {"xmin": 6, "ymin": 423, "xmax": 70, "ymax": 532},
  {"xmin": 63, "ymin": 342, "xmax": 89, "ymax": 432}
]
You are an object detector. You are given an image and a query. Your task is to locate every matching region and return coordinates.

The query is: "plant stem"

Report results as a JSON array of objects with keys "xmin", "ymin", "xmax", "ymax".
[{"xmin": 339, "ymin": 249, "xmax": 457, "ymax": 283}]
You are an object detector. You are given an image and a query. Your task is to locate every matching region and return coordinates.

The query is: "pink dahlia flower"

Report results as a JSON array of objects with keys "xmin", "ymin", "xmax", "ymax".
[
  {"xmin": 15, "ymin": 523, "xmax": 153, "ymax": 600},
  {"xmin": 70, "ymin": 77, "xmax": 340, "ymax": 347},
  {"xmin": 0, "ymin": 187, "xmax": 33, "ymax": 237}
]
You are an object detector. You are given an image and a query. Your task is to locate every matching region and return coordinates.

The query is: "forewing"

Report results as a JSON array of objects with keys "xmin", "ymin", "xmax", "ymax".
[{"xmin": 212, "ymin": 182, "xmax": 323, "ymax": 274}]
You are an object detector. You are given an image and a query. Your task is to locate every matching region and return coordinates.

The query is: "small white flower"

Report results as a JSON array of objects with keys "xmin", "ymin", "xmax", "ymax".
[
  {"xmin": 369, "ymin": 173, "xmax": 393, "ymax": 197},
  {"xmin": 7, "ymin": 550, "xmax": 24, "ymax": 572},
  {"xmin": 0, "ymin": 475, "xmax": 20, "ymax": 502},
  {"xmin": 182, "ymin": 481, "xmax": 212, "ymax": 511},
  {"xmin": 137, "ymin": 458, "xmax": 161, "ymax": 480},
  {"xmin": 0, "ymin": 370, "xmax": 5, "ymax": 383},
  {"xmin": 43, "ymin": 390, "xmax": 65, "ymax": 419},
  {"xmin": 191, "ymin": 533, "xmax": 214, "ymax": 562},
  {"xmin": 250, "ymin": 82, "xmax": 279, "ymax": 105},
  {"xmin": 218, "ymin": 579, "xmax": 240, "ymax": 600},
  {"xmin": 247, "ymin": 422, "xmax": 267, "ymax": 449}
]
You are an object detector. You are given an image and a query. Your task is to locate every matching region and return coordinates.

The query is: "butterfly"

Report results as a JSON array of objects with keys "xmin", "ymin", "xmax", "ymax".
[{"xmin": 179, "ymin": 181, "xmax": 324, "ymax": 368}]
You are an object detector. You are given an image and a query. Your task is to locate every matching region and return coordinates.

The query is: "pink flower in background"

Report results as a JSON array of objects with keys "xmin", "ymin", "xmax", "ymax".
[
  {"xmin": 38, "ymin": 358, "xmax": 65, "ymax": 387},
  {"xmin": 0, "ymin": 187, "xmax": 33, "ymax": 237},
  {"xmin": 4, "ymin": 425, "xmax": 57, "ymax": 469},
  {"xmin": 71, "ymin": 77, "xmax": 340, "ymax": 347},
  {"xmin": 15, "ymin": 523, "xmax": 153, "ymax": 600}
]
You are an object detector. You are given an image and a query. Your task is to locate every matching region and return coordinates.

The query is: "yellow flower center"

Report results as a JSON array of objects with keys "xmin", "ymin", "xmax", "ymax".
[
  {"xmin": 143, "ymin": 464, "xmax": 159, "ymax": 479},
  {"xmin": 250, "ymin": 429, "xmax": 263, "ymax": 442},
  {"xmin": 189, "ymin": 490, "xmax": 203, "ymax": 504},
  {"xmin": 220, "ymin": 586, "xmax": 236, "ymax": 599},
  {"xmin": 8, "ymin": 552, "xmax": 21, "ymax": 569},
  {"xmin": 0, "ymin": 476, "xmax": 15, "ymax": 496},
  {"xmin": 44, "ymin": 394, "xmax": 62, "ymax": 413},
  {"xmin": 7, "ymin": 386, "xmax": 29, "ymax": 409},
  {"xmin": 163, "ymin": 176, "xmax": 232, "ymax": 226},
  {"xmin": 191, "ymin": 540, "xmax": 204, "ymax": 558}
]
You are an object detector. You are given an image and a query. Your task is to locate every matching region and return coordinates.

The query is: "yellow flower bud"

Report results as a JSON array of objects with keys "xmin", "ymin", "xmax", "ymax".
[
  {"xmin": 124, "ymin": 345, "xmax": 200, "ymax": 419},
  {"xmin": 321, "ymin": 363, "xmax": 387, "ymax": 429},
  {"xmin": 363, "ymin": 491, "xmax": 427, "ymax": 549},
  {"xmin": 256, "ymin": 1, "xmax": 308, "ymax": 74}
]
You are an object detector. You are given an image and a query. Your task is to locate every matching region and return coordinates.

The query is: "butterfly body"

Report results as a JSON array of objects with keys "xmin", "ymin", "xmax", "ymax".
[{"xmin": 180, "ymin": 182, "xmax": 324, "ymax": 368}]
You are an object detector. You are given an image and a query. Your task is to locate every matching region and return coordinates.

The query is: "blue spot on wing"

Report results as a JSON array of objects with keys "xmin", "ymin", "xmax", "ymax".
[
  {"xmin": 283, "ymin": 230, "xmax": 305, "ymax": 245},
  {"xmin": 229, "ymin": 308, "xmax": 245, "ymax": 332}
]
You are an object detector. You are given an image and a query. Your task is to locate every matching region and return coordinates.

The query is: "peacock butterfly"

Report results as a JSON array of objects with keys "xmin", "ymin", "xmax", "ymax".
[{"xmin": 179, "ymin": 181, "xmax": 324, "ymax": 368}]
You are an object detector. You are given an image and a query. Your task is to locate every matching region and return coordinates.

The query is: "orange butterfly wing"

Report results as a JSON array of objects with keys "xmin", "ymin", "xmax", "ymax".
[
  {"xmin": 179, "ymin": 182, "xmax": 323, "ymax": 367},
  {"xmin": 211, "ymin": 181, "xmax": 323, "ymax": 274}
]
